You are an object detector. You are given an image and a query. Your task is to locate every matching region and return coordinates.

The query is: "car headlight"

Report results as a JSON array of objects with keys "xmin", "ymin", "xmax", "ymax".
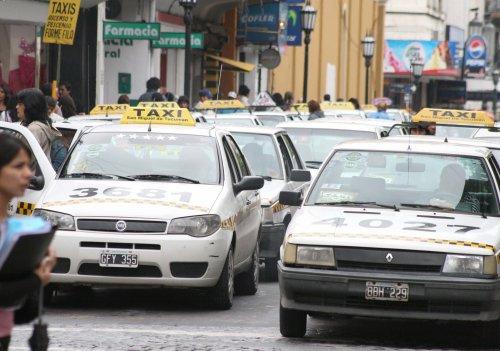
[
  {"xmin": 167, "ymin": 215, "xmax": 221, "ymax": 237},
  {"xmin": 442, "ymin": 254, "xmax": 496, "ymax": 275},
  {"xmin": 33, "ymin": 209, "xmax": 75, "ymax": 231},
  {"xmin": 283, "ymin": 243, "xmax": 335, "ymax": 268}
]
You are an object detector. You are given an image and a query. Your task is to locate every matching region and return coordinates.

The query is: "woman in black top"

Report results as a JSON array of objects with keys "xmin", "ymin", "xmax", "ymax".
[{"xmin": 0, "ymin": 134, "xmax": 56, "ymax": 350}]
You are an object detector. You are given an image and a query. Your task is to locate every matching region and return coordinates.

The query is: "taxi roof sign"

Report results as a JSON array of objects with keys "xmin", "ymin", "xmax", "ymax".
[
  {"xmin": 413, "ymin": 108, "xmax": 494, "ymax": 127},
  {"xmin": 362, "ymin": 104, "xmax": 377, "ymax": 111},
  {"xmin": 90, "ymin": 104, "xmax": 129, "ymax": 115},
  {"xmin": 197, "ymin": 100, "xmax": 246, "ymax": 110},
  {"xmin": 137, "ymin": 101, "xmax": 180, "ymax": 109},
  {"xmin": 120, "ymin": 107, "xmax": 195, "ymax": 126},
  {"xmin": 320, "ymin": 101, "xmax": 355, "ymax": 111},
  {"xmin": 293, "ymin": 103, "xmax": 309, "ymax": 112}
]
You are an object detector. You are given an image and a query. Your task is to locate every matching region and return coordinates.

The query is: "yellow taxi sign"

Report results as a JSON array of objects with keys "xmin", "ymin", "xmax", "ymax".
[
  {"xmin": 137, "ymin": 101, "xmax": 180, "ymax": 109},
  {"xmin": 413, "ymin": 108, "xmax": 494, "ymax": 127},
  {"xmin": 320, "ymin": 101, "xmax": 355, "ymax": 111},
  {"xmin": 90, "ymin": 104, "xmax": 129, "ymax": 115},
  {"xmin": 362, "ymin": 104, "xmax": 377, "ymax": 111},
  {"xmin": 198, "ymin": 100, "xmax": 246, "ymax": 110},
  {"xmin": 293, "ymin": 103, "xmax": 309, "ymax": 112},
  {"xmin": 120, "ymin": 107, "xmax": 195, "ymax": 126}
]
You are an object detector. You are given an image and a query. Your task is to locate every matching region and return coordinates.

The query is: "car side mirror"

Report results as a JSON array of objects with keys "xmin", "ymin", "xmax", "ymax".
[
  {"xmin": 290, "ymin": 169, "xmax": 311, "ymax": 182},
  {"xmin": 279, "ymin": 191, "xmax": 302, "ymax": 206},
  {"xmin": 28, "ymin": 175, "xmax": 44, "ymax": 191},
  {"xmin": 234, "ymin": 176, "xmax": 264, "ymax": 194}
]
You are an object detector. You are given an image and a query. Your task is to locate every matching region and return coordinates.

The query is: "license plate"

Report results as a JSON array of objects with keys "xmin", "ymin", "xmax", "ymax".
[
  {"xmin": 99, "ymin": 250, "xmax": 138, "ymax": 268},
  {"xmin": 365, "ymin": 281, "xmax": 409, "ymax": 302}
]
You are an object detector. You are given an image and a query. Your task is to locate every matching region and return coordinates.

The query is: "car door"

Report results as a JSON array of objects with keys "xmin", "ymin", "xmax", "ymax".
[
  {"xmin": 225, "ymin": 135, "xmax": 261, "ymax": 264},
  {"xmin": 0, "ymin": 122, "xmax": 56, "ymax": 216},
  {"xmin": 282, "ymin": 133, "xmax": 309, "ymax": 191}
]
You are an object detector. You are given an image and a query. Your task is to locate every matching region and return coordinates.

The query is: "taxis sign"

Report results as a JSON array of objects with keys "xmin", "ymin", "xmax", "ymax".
[
  {"xmin": 137, "ymin": 102, "xmax": 179, "ymax": 109},
  {"xmin": 90, "ymin": 104, "xmax": 129, "ymax": 115},
  {"xmin": 43, "ymin": 0, "xmax": 81, "ymax": 45},
  {"xmin": 362, "ymin": 104, "xmax": 377, "ymax": 111},
  {"xmin": 198, "ymin": 100, "xmax": 246, "ymax": 110},
  {"xmin": 121, "ymin": 107, "xmax": 195, "ymax": 126},
  {"xmin": 293, "ymin": 103, "xmax": 308, "ymax": 112},
  {"xmin": 413, "ymin": 108, "xmax": 494, "ymax": 127},
  {"xmin": 320, "ymin": 101, "xmax": 355, "ymax": 111}
]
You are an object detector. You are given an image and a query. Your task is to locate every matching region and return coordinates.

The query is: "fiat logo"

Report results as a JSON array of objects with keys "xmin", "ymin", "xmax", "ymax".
[
  {"xmin": 115, "ymin": 220, "xmax": 127, "ymax": 232},
  {"xmin": 386, "ymin": 253, "xmax": 394, "ymax": 263}
]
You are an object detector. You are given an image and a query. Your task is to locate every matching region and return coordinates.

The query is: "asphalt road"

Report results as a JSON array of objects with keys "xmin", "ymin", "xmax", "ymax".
[{"xmin": 9, "ymin": 281, "xmax": 495, "ymax": 351}]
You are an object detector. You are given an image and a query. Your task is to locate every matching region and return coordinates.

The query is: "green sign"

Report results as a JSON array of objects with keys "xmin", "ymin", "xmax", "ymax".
[
  {"xmin": 118, "ymin": 72, "xmax": 131, "ymax": 94},
  {"xmin": 151, "ymin": 32, "xmax": 204, "ymax": 49},
  {"xmin": 104, "ymin": 21, "xmax": 160, "ymax": 40}
]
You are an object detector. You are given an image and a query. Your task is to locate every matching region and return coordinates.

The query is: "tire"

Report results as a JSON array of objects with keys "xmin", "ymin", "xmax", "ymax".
[
  {"xmin": 235, "ymin": 243, "xmax": 259, "ymax": 295},
  {"xmin": 480, "ymin": 319, "xmax": 500, "ymax": 348},
  {"xmin": 210, "ymin": 247, "xmax": 234, "ymax": 310},
  {"xmin": 43, "ymin": 285, "xmax": 57, "ymax": 306},
  {"xmin": 280, "ymin": 304, "xmax": 307, "ymax": 338},
  {"xmin": 262, "ymin": 257, "xmax": 278, "ymax": 281}
]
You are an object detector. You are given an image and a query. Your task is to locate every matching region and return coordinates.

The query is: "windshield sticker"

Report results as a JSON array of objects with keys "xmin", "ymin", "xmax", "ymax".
[
  {"xmin": 344, "ymin": 152, "xmax": 363, "ymax": 162},
  {"xmin": 321, "ymin": 183, "xmax": 342, "ymax": 190},
  {"xmin": 318, "ymin": 190, "xmax": 354, "ymax": 202}
]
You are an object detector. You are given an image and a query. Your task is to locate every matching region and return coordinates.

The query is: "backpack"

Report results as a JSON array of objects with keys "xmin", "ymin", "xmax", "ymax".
[{"xmin": 50, "ymin": 138, "xmax": 68, "ymax": 171}]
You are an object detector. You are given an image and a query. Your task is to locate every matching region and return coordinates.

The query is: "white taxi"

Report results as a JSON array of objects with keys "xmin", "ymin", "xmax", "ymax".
[
  {"xmin": 278, "ymin": 131, "xmax": 500, "ymax": 344},
  {"xmin": 205, "ymin": 113, "xmax": 263, "ymax": 127},
  {"xmin": 21, "ymin": 106, "xmax": 265, "ymax": 310},
  {"xmin": 223, "ymin": 126, "xmax": 310, "ymax": 278}
]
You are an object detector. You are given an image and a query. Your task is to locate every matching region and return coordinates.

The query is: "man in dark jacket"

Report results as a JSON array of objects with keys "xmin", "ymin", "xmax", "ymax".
[{"xmin": 138, "ymin": 77, "xmax": 161, "ymax": 102}]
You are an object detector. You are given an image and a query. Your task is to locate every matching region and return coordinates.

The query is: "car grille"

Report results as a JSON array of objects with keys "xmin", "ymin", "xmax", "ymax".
[
  {"xmin": 335, "ymin": 247, "xmax": 445, "ymax": 274},
  {"xmin": 77, "ymin": 219, "xmax": 167, "ymax": 233},
  {"xmin": 78, "ymin": 263, "xmax": 162, "ymax": 277},
  {"xmin": 170, "ymin": 262, "xmax": 208, "ymax": 278},
  {"xmin": 80, "ymin": 242, "xmax": 161, "ymax": 250}
]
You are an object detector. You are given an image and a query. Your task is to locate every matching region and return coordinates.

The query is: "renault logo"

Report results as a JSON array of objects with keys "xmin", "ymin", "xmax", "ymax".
[
  {"xmin": 386, "ymin": 253, "xmax": 394, "ymax": 263},
  {"xmin": 115, "ymin": 220, "xmax": 127, "ymax": 232}
]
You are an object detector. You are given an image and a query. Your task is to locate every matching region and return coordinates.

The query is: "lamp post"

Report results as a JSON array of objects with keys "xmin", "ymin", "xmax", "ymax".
[
  {"xmin": 411, "ymin": 60, "xmax": 424, "ymax": 112},
  {"xmin": 492, "ymin": 69, "xmax": 500, "ymax": 119},
  {"xmin": 361, "ymin": 36, "xmax": 375, "ymax": 104},
  {"xmin": 179, "ymin": 0, "xmax": 197, "ymax": 103},
  {"xmin": 301, "ymin": 3, "xmax": 317, "ymax": 103}
]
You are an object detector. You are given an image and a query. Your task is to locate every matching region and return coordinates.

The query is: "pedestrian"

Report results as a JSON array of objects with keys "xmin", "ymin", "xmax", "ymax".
[
  {"xmin": 41, "ymin": 83, "xmax": 62, "ymax": 117},
  {"xmin": 117, "ymin": 95, "xmax": 130, "ymax": 105},
  {"xmin": 348, "ymin": 97, "xmax": 361, "ymax": 110},
  {"xmin": 307, "ymin": 100, "xmax": 324, "ymax": 120},
  {"xmin": 0, "ymin": 84, "xmax": 12, "ymax": 122},
  {"xmin": 151, "ymin": 92, "xmax": 165, "ymax": 102},
  {"xmin": 272, "ymin": 93, "xmax": 284, "ymax": 108},
  {"xmin": 0, "ymin": 133, "xmax": 57, "ymax": 351},
  {"xmin": 227, "ymin": 91, "xmax": 237, "ymax": 100},
  {"xmin": 17, "ymin": 88, "xmax": 62, "ymax": 162},
  {"xmin": 283, "ymin": 91, "xmax": 295, "ymax": 111},
  {"xmin": 177, "ymin": 96, "xmax": 190, "ymax": 109},
  {"xmin": 194, "ymin": 89, "xmax": 212, "ymax": 109},
  {"xmin": 45, "ymin": 96, "xmax": 63, "ymax": 123},
  {"xmin": 238, "ymin": 84, "xmax": 250, "ymax": 106},
  {"xmin": 59, "ymin": 95, "xmax": 77, "ymax": 119},
  {"xmin": 323, "ymin": 94, "xmax": 331, "ymax": 102},
  {"xmin": 138, "ymin": 77, "xmax": 161, "ymax": 102},
  {"xmin": 369, "ymin": 100, "xmax": 392, "ymax": 120},
  {"xmin": 58, "ymin": 82, "xmax": 83, "ymax": 114},
  {"xmin": 2, "ymin": 95, "xmax": 18, "ymax": 123},
  {"xmin": 165, "ymin": 92, "xmax": 175, "ymax": 102}
]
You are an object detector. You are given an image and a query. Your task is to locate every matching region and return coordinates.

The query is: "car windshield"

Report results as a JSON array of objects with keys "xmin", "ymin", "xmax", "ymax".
[
  {"xmin": 206, "ymin": 118, "xmax": 255, "ymax": 127},
  {"xmin": 435, "ymin": 126, "xmax": 478, "ymax": 138},
  {"xmin": 232, "ymin": 132, "xmax": 283, "ymax": 180},
  {"xmin": 61, "ymin": 132, "xmax": 220, "ymax": 184},
  {"xmin": 307, "ymin": 150, "xmax": 499, "ymax": 216},
  {"xmin": 285, "ymin": 127, "xmax": 378, "ymax": 164},
  {"xmin": 257, "ymin": 115, "xmax": 285, "ymax": 127}
]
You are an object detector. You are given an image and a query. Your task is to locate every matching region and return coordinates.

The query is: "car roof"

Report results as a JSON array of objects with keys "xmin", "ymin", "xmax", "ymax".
[
  {"xmin": 206, "ymin": 114, "xmax": 257, "ymax": 120},
  {"xmin": 219, "ymin": 125, "xmax": 284, "ymax": 135},
  {"xmin": 319, "ymin": 117, "xmax": 396, "ymax": 127},
  {"xmin": 472, "ymin": 123, "xmax": 500, "ymax": 138},
  {"xmin": 277, "ymin": 120, "xmax": 382, "ymax": 132},
  {"xmin": 336, "ymin": 137, "xmax": 491, "ymax": 157},
  {"xmin": 252, "ymin": 111, "xmax": 287, "ymax": 117},
  {"xmin": 84, "ymin": 123, "xmax": 220, "ymax": 137},
  {"xmin": 386, "ymin": 135, "xmax": 500, "ymax": 150}
]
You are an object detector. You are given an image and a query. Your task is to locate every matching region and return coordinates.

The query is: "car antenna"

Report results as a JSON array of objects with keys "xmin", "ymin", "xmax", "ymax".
[{"xmin": 444, "ymin": 137, "xmax": 448, "ymax": 143}]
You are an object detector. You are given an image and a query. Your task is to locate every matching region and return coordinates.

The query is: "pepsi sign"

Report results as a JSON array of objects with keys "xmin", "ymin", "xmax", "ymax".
[{"xmin": 464, "ymin": 35, "xmax": 487, "ymax": 79}]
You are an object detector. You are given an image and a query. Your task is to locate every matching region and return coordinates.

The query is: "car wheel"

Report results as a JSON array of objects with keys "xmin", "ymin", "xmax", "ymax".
[
  {"xmin": 235, "ymin": 243, "xmax": 259, "ymax": 295},
  {"xmin": 480, "ymin": 319, "xmax": 500, "ymax": 347},
  {"xmin": 210, "ymin": 246, "xmax": 234, "ymax": 310},
  {"xmin": 43, "ymin": 284, "xmax": 57, "ymax": 306},
  {"xmin": 280, "ymin": 304, "xmax": 307, "ymax": 338},
  {"xmin": 262, "ymin": 257, "xmax": 278, "ymax": 281}
]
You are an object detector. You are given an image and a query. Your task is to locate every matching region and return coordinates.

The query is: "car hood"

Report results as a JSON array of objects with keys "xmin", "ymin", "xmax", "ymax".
[
  {"xmin": 38, "ymin": 180, "xmax": 223, "ymax": 220},
  {"xmin": 287, "ymin": 206, "xmax": 499, "ymax": 255}
]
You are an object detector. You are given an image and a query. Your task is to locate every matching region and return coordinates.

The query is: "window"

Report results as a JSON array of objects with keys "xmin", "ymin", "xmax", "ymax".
[
  {"xmin": 277, "ymin": 136, "xmax": 293, "ymax": 178},
  {"xmin": 226, "ymin": 136, "xmax": 251, "ymax": 178},
  {"xmin": 0, "ymin": 127, "xmax": 42, "ymax": 177},
  {"xmin": 223, "ymin": 137, "xmax": 240, "ymax": 183},
  {"xmin": 282, "ymin": 134, "xmax": 303, "ymax": 170}
]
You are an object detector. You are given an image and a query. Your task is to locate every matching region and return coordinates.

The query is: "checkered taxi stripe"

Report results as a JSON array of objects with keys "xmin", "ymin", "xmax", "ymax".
[
  {"xmin": 43, "ymin": 198, "xmax": 209, "ymax": 213},
  {"xmin": 16, "ymin": 202, "xmax": 36, "ymax": 216},
  {"xmin": 221, "ymin": 216, "xmax": 236, "ymax": 230},
  {"xmin": 271, "ymin": 201, "xmax": 288, "ymax": 214},
  {"xmin": 289, "ymin": 232, "xmax": 496, "ymax": 253}
]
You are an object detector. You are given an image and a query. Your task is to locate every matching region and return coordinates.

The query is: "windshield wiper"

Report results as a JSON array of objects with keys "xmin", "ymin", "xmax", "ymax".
[
  {"xmin": 64, "ymin": 173, "xmax": 135, "ymax": 181},
  {"xmin": 305, "ymin": 161, "xmax": 322, "ymax": 169},
  {"xmin": 131, "ymin": 174, "xmax": 200, "ymax": 184},
  {"xmin": 313, "ymin": 201, "xmax": 399, "ymax": 211},
  {"xmin": 400, "ymin": 203, "xmax": 487, "ymax": 218}
]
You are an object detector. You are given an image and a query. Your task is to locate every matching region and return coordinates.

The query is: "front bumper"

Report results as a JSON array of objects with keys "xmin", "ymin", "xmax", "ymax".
[
  {"xmin": 51, "ymin": 229, "xmax": 232, "ymax": 288},
  {"xmin": 259, "ymin": 223, "xmax": 285, "ymax": 259},
  {"xmin": 278, "ymin": 261, "xmax": 500, "ymax": 321}
]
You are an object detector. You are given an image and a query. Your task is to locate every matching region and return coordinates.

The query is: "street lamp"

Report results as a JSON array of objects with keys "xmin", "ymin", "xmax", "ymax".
[
  {"xmin": 179, "ymin": 0, "xmax": 197, "ymax": 104},
  {"xmin": 411, "ymin": 60, "xmax": 424, "ymax": 111},
  {"xmin": 301, "ymin": 3, "xmax": 317, "ymax": 102},
  {"xmin": 492, "ymin": 69, "xmax": 500, "ymax": 118},
  {"xmin": 361, "ymin": 36, "xmax": 375, "ymax": 104}
]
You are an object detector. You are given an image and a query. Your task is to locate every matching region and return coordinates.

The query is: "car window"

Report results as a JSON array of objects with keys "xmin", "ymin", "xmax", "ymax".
[
  {"xmin": 282, "ymin": 134, "xmax": 303, "ymax": 170},
  {"xmin": 0, "ymin": 127, "xmax": 43, "ymax": 177},
  {"xmin": 257, "ymin": 115, "xmax": 285, "ymax": 127},
  {"xmin": 223, "ymin": 137, "xmax": 240, "ymax": 183},
  {"xmin": 232, "ymin": 132, "xmax": 283, "ymax": 179},
  {"xmin": 277, "ymin": 135, "xmax": 293, "ymax": 178},
  {"xmin": 307, "ymin": 150, "xmax": 499, "ymax": 216},
  {"xmin": 205, "ymin": 118, "xmax": 255, "ymax": 127},
  {"xmin": 61, "ymin": 132, "xmax": 220, "ymax": 185},
  {"xmin": 226, "ymin": 135, "xmax": 251, "ymax": 178},
  {"xmin": 435, "ymin": 126, "xmax": 478, "ymax": 138}
]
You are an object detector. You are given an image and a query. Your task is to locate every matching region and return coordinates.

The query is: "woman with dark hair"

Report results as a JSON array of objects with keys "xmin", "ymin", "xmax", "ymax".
[
  {"xmin": 0, "ymin": 133, "xmax": 56, "ymax": 350},
  {"xmin": 308, "ymin": 100, "xmax": 324, "ymax": 120},
  {"xmin": 17, "ymin": 88, "xmax": 61, "ymax": 161},
  {"xmin": 58, "ymin": 95, "xmax": 77, "ymax": 118},
  {"xmin": 0, "ymin": 84, "xmax": 11, "ymax": 122},
  {"xmin": 348, "ymin": 97, "xmax": 361, "ymax": 110},
  {"xmin": 283, "ymin": 91, "xmax": 295, "ymax": 111},
  {"xmin": 272, "ymin": 93, "xmax": 284, "ymax": 108}
]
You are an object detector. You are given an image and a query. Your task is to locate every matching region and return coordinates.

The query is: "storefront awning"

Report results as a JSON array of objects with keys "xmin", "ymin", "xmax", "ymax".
[{"xmin": 206, "ymin": 54, "xmax": 255, "ymax": 73}]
